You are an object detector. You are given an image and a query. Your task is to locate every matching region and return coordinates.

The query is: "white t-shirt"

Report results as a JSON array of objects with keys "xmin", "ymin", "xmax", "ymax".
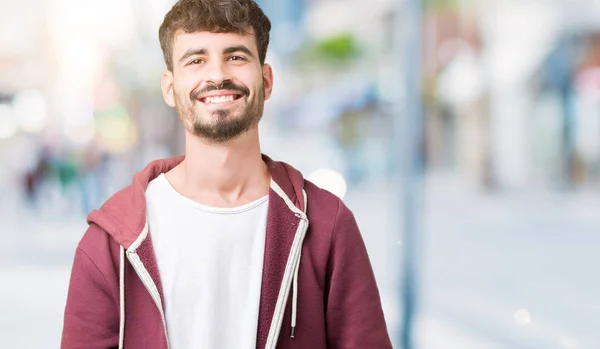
[{"xmin": 145, "ymin": 174, "xmax": 268, "ymax": 349}]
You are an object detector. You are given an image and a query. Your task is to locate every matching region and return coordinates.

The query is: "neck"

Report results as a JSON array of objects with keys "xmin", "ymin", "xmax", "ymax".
[{"xmin": 166, "ymin": 127, "xmax": 270, "ymax": 207}]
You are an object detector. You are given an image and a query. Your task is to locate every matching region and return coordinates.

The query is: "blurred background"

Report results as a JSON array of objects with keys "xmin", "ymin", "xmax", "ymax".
[{"xmin": 1, "ymin": 0, "xmax": 599, "ymax": 348}]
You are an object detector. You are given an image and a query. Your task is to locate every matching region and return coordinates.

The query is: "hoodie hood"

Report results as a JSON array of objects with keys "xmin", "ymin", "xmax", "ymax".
[{"xmin": 87, "ymin": 154, "xmax": 306, "ymax": 248}]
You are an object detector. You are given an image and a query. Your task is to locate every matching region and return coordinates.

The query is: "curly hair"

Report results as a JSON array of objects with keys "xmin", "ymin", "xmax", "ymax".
[{"xmin": 159, "ymin": 0, "xmax": 272, "ymax": 71}]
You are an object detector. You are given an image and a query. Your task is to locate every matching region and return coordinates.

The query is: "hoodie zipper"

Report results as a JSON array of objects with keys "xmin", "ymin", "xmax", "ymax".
[
  {"xmin": 289, "ymin": 215, "xmax": 307, "ymax": 338},
  {"xmin": 264, "ymin": 213, "xmax": 309, "ymax": 349},
  {"xmin": 126, "ymin": 251, "xmax": 170, "ymax": 348}
]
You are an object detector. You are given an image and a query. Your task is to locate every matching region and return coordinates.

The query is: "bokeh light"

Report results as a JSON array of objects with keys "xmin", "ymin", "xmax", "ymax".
[
  {"xmin": 13, "ymin": 90, "xmax": 48, "ymax": 133},
  {"xmin": 0, "ymin": 104, "xmax": 18, "ymax": 140},
  {"xmin": 514, "ymin": 309, "xmax": 532, "ymax": 325},
  {"xmin": 307, "ymin": 168, "xmax": 348, "ymax": 199}
]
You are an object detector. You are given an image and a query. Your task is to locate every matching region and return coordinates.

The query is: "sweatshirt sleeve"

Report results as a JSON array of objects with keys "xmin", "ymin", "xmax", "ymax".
[
  {"xmin": 61, "ymin": 226, "xmax": 120, "ymax": 349},
  {"xmin": 325, "ymin": 201, "xmax": 393, "ymax": 349}
]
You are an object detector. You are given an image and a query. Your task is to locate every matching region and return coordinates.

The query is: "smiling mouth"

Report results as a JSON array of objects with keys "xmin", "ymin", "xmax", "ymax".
[{"xmin": 199, "ymin": 94, "xmax": 244, "ymax": 104}]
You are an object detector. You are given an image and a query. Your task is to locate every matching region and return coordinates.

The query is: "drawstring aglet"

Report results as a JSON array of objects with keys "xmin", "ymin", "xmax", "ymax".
[{"xmin": 290, "ymin": 326, "xmax": 296, "ymax": 339}]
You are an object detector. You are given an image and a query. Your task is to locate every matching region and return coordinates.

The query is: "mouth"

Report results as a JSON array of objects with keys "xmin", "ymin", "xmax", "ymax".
[{"xmin": 198, "ymin": 93, "xmax": 244, "ymax": 105}]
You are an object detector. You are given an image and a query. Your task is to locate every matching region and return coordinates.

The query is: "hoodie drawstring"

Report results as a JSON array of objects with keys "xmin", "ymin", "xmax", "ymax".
[
  {"xmin": 290, "ymin": 251, "xmax": 301, "ymax": 338},
  {"xmin": 290, "ymin": 188, "xmax": 308, "ymax": 338},
  {"xmin": 119, "ymin": 245, "xmax": 126, "ymax": 349}
]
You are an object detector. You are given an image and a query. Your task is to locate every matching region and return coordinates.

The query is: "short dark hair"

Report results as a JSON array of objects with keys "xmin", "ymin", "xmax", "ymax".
[{"xmin": 159, "ymin": 0, "xmax": 272, "ymax": 71}]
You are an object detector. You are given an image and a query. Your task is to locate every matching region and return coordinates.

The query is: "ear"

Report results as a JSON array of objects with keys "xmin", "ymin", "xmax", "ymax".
[
  {"xmin": 262, "ymin": 63, "xmax": 274, "ymax": 100},
  {"xmin": 161, "ymin": 69, "xmax": 176, "ymax": 107}
]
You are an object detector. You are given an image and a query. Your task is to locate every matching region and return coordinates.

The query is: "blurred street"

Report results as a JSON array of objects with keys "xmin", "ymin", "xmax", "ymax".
[
  {"xmin": 417, "ymin": 177, "xmax": 600, "ymax": 349},
  {"xmin": 1, "ymin": 170, "xmax": 599, "ymax": 348}
]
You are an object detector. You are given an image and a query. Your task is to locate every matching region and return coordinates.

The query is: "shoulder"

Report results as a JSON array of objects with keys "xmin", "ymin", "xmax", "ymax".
[
  {"xmin": 303, "ymin": 180, "xmax": 355, "ymax": 234},
  {"xmin": 78, "ymin": 224, "xmax": 121, "ymax": 267},
  {"xmin": 304, "ymin": 179, "xmax": 342, "ymax": 217}
]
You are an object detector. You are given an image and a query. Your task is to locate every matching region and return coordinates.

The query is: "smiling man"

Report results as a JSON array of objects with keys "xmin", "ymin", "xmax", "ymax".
[{"xmin": 60, "ymin": 0, "xmax": 392, "ymax": 348}]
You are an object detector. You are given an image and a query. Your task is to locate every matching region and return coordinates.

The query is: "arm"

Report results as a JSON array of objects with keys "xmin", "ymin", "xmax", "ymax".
[
  {"xmin": 61, "ymin": 226, "xmax": 120, "ymax": 349},
  {"xmin": 325, "ymin": 201, "xmax": 393, "ymax": 348}
]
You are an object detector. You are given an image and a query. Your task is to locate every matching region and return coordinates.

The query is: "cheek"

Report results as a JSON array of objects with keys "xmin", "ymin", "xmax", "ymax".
[
  {"xmin": 234, "ymin": 66, "xmax": 262, "ymax": 86},
  {"xmin": 173, "ymin": 71, "xmax": 198, "ymax": 96},
  {"xmin": 245, "ymin": 72, "xmax": 266, "ymax": 94}
]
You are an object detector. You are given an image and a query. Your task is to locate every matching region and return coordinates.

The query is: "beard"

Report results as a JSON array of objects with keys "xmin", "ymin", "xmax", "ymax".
[{"xmin": 175, "ymin": 81, "xmax": 264, "ymax": 143}]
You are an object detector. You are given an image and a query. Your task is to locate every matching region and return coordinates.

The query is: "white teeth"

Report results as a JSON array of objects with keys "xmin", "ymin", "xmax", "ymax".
[{"xmin": 205, "ymin": 95, "xmax": 235, "ymax": 104}]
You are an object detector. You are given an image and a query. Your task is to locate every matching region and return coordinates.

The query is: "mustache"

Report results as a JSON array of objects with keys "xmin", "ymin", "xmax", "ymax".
[{"xmin": 190, "ymin": 81, "xmax": 250, "ymax": 101}]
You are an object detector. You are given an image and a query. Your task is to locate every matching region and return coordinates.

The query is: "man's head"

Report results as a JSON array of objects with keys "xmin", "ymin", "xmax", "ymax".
[{"xmin": 159, "ymin": 0, "xmax": 273, "ymax": 143}]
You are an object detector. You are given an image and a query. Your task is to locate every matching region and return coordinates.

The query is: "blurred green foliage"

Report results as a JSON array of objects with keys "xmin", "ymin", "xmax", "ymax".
[
  {"xmin": 313, "ymin": 33, "xmax": 362, "ymax": 61},
  {"xmin": 296, "ymin": 32, "xmax": 363, "ymax": 67},
  {"xmin": 424, "ymin": 0, "xmax": 462, "ymax": 10}
]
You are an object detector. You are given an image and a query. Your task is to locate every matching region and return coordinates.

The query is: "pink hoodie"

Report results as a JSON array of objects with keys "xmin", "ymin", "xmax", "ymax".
[{"xmin": 61, "ymin": 155, "xmax": 392, "ymax": 349}]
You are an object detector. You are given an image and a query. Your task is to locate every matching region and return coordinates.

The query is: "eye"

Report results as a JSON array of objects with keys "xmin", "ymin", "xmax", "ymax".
[
  {"xmin": 228, "ymin": 56, "xmax": 246, "ymax": 62},
  {"xmin": 188, "ymin": 59, "xmax": 203, "ymax": 65}
]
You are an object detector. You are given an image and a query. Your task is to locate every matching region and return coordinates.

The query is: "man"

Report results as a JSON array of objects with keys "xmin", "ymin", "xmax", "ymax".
[{"xmin": 61, "ymin": 0, "xmax": 392, "ymax": 348}]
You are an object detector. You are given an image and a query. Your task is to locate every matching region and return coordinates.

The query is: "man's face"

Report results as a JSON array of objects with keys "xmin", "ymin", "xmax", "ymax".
[{"xmin": 161, "ymin": 29, "xmax": 273, "ymax": 143}]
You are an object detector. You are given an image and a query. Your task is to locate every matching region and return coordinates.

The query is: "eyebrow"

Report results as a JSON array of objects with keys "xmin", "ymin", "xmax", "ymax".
[{"xmin": 223, "ymin": 45, "xmax": 255, "ymax": 58}]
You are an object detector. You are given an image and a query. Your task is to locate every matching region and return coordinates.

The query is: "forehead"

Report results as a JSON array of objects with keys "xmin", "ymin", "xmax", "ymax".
[{"xmin": 172, "ymin": 29, "xmax": 258, "ymax": 55}]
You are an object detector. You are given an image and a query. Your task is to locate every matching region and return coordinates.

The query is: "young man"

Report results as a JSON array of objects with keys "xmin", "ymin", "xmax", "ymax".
[{"xmin": 61, "ymin": 0, "xmax": 392, "ymax": 348}]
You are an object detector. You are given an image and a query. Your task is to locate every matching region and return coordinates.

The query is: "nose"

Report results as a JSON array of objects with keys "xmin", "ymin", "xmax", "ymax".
[{"xmin": 204, "ymin": 60, "xmax": 232, "ymax": 88}]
